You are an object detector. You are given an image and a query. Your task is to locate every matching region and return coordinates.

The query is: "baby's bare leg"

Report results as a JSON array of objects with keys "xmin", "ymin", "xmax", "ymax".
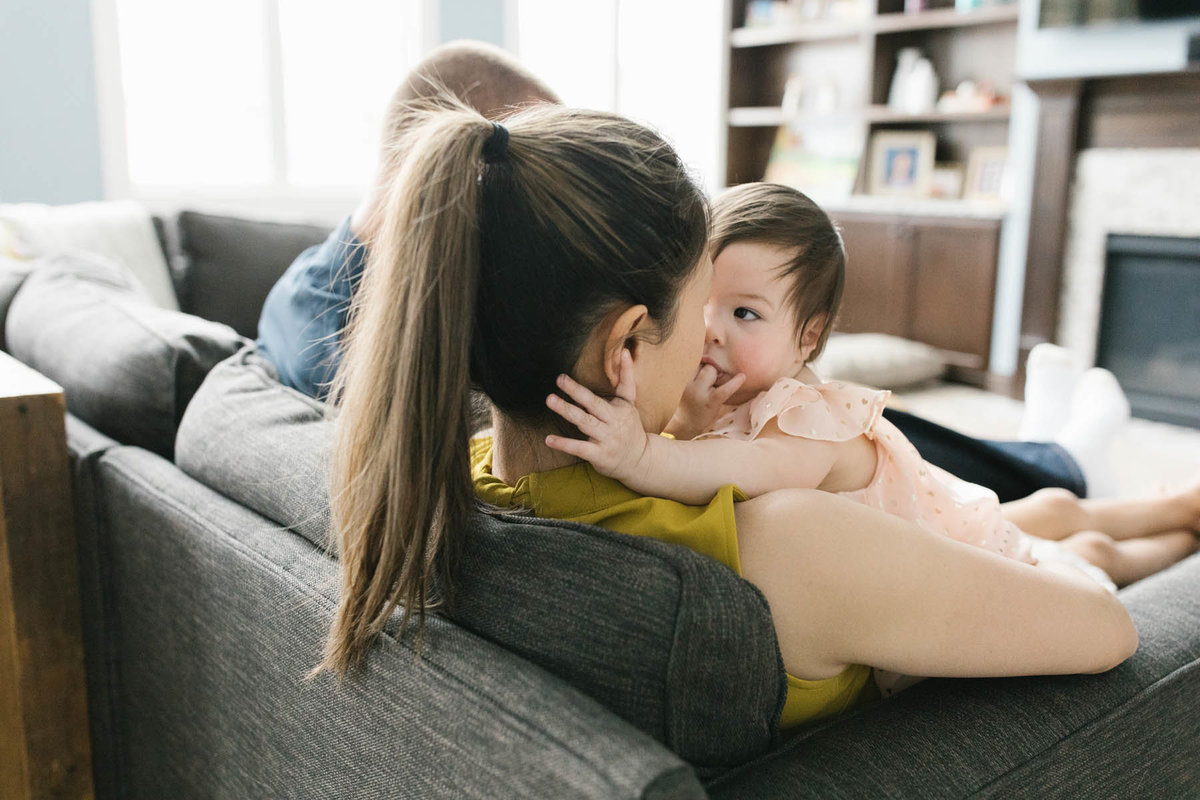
[
  {"xmin": 1002, "ymin": 480, "xmax": 1200, "ymax": 541},
  {"xmin": 1057, "ymin": 529, "xmax": 1200, "ymax": 588}
]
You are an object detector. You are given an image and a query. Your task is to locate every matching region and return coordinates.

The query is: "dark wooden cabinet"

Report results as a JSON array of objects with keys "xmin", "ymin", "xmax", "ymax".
[
  {"xmin": 837, "ymin": 215, "xmax": 911, "ymax": 337},
  {"xmin": 833, "ymin": 211, "xmax": 1000, "ymax": 377}
]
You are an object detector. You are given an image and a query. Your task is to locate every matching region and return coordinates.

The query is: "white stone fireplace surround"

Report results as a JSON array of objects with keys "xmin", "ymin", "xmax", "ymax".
[{"xmin": 1058, "ymin": 149, "xmax": 1200, "ymax": 367}]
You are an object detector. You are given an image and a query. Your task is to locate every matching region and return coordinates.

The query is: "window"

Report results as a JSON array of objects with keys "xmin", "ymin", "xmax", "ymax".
[
  {"xmin": 113, "ymin": 0, "xmax": 274, "ymax": 187},
  {"xmin": 514, "ymin": 0, "xmax": 724, "ymax": 194},
  {"xmin": 516, "ymin": 0, "xmax": 618, "ymax": 112},
  {"xmin": 98, "ymin": 0, "xmax": 426, "ymax": 204},
  {"xmin": 276, "ymin": 1, "xmax": 421, "ymax": 187}
]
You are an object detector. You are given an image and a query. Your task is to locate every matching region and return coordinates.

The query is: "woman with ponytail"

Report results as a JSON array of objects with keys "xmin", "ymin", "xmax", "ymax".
[{"xmin": 318, "ymin": 98, "xmax": 1137, "ymax": 728}]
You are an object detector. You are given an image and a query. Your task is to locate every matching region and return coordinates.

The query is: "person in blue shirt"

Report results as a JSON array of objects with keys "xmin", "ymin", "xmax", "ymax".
[
  {"xmin": 256, "ymin": 216, "xmax": 368, "ymax": 401},
  {"xmin": 256, "ymin": 40, "xmax": 561, "ymax": 401},
  {"xmin": 255, "ymin": 41, "xmax": 1120, "ymax": 504}
]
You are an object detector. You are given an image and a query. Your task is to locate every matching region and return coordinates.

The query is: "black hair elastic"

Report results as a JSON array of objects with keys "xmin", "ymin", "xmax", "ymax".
[{"xmin": 482, "ymin": 122, "xmax": 509, "ymax": 163}]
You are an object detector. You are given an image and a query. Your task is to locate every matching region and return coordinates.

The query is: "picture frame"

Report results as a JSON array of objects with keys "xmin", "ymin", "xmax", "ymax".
[
  {"xmin": 867, "ymin": 131, "xmax": 935, "ymax": 198},
  {"xmin": 964, "ymin": 146, "xmax": 1010, "ymax": 202}
]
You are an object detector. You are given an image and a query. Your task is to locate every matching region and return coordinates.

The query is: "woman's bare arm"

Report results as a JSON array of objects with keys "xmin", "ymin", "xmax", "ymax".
[{"xmin": 735, "ymin": 489, "xmax": 1138, "ymax": 681}]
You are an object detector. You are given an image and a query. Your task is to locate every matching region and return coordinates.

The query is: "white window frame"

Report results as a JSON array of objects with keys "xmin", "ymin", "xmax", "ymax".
[{"xmin": 89, "ymin": 0, "xmax": 441, "ymax": 221}]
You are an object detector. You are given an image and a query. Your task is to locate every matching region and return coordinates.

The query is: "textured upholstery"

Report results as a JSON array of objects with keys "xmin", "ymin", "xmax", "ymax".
[
  {"xmin": 174, "ymin": 211, "xmax": 330, "ymax": 339},
  {"xmin": 96, "ymin": 446, "xmax": 704, "ymax": 799},
  {"xmin": 451, "ymin": 512, "xmax": 785, "ymax": 772},
  {"xmin": 177, "ymin": 346, "xmax": 788, "ymax": 769},
  {"xmin": 6, "ymin": 251, "xmax": 245, "ymax": 458}
]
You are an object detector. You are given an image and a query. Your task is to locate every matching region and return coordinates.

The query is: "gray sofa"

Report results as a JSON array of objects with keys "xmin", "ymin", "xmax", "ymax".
[{"xmin": 3, "ymin": 210, "xmax": 1198, "ymax": 799}]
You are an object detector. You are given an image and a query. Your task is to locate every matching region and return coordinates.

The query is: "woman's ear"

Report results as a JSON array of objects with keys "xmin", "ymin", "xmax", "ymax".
[{"xmin": 603, "ymin": 304, "xmax": 649, "ymax": 389}]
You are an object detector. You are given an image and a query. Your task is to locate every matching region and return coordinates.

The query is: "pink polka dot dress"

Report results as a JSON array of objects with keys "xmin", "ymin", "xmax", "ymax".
[{"xmin": 697, "ymin": 376, "xmax": 1036, "ymax": 565}]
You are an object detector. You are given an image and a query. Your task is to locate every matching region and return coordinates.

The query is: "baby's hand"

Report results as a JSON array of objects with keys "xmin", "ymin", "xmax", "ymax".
[
  {"xmin": 545, "ymin": 350, "xmax": 651, "ymax": 484},
  {"xmin": 666, "ymin": 364, "xmax": 746, "ymax": 440}
]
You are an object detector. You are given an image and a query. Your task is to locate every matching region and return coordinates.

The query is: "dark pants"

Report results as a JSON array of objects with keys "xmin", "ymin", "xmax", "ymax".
[{"xmin": 883, "ymin": 408, "xmax": 1087, "ymax": 503}]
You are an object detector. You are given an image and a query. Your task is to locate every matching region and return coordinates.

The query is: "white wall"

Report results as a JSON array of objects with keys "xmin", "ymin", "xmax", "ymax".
[
  {"xmin": 0, "ymin": 0, "xmax": 105, "ymax": 203},
  {"xmin": 439, "ymin": 0, "xmax": 506, "ymax": 46}
]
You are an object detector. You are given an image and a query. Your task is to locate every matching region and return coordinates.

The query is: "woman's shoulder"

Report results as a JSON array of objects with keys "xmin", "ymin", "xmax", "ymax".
[{"xmin": 471, "ymin": 434, "xmax": 748, "ymax": 573}]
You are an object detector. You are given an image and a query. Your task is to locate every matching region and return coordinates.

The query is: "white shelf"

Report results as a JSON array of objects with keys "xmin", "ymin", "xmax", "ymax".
[
  {"xmin": 815, "ymin": 194, "xmax": 1009, "ymax": 220},
  {"xmin": 728, "ymin": 105, "xmax": 1011, "ymax": 128},
  {"xmin": 729, "ymin": 5, "xmax": 1019, "ymax": 48},
  {"xmin": 730, "ymin": 19, "xmax": 865, "ymax": 47},
  {"xmin": 728, "ymin": 107, "xmax": 863, "ymax": 127},
  {"xmin": 874, "ymin": 5, "xmax": 1020, "ymax": 34},
  {"xmin": 864, "ymin": 106, "xmax": 1012, "ymax": 124}
]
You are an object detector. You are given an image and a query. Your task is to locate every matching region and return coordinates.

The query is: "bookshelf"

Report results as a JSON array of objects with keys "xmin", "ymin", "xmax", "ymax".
[
  {"xmin": 723, "ymin": 0, "xmax": 1021, "ymax": 382},
  {"xmin": 725, "ymin": 0, "xmax": 1019, "ymax": 192}
]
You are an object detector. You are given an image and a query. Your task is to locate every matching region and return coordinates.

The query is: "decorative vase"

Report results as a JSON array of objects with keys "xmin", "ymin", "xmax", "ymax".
[
  {"xmin": 888, "ymin": 48, "xmax": 922, "ymax": 112},
  {"xmin": 903, "ymin": 57, "xmax": 939, "ymax": 114}
]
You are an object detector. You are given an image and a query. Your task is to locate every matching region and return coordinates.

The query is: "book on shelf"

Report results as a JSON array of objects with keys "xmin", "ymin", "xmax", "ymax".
[{"xmin": 762, "ymin": 119, "xmax": 864, "ymax": 200}]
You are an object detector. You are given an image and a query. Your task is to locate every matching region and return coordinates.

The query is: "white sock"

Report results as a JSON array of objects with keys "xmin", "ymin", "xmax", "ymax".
[
  {"xmin": 1019, "ymin": 343, "xmax": 1083, "ymax": 442},
  {"xmin": 1055, "ymin": 367, "xmax": 1131, "ymax": 499}
]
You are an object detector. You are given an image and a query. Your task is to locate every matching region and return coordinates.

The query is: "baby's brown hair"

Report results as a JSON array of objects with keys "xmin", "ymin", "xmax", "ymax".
[{"xmin": 710, "ymin": 182, "xmax": 845, "ymax": 362}]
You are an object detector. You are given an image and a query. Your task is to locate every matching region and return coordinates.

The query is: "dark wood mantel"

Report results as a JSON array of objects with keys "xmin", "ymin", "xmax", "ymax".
[{"xmin": 1018, "ymin": 70, "xmax": 1200, "ymax": 370}]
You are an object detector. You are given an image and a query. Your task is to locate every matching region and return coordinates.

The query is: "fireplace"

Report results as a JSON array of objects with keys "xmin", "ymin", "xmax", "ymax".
[
  {"xmin": 1096, "ymin": 234, "xmax": 1200, "ymax": 428},
  {"xmin": 1019, "ymin": 71, "xmax": 1200, "ymax": 399},
  {"xmin": 1054, "ymin": 147, "xmax": 1200, "ymax": 428}
]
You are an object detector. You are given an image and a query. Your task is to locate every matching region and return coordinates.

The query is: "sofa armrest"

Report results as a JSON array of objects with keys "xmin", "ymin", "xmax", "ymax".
[{"xmin": 706, "ymin": 550, "xmax": 1200, "ymax": 799}]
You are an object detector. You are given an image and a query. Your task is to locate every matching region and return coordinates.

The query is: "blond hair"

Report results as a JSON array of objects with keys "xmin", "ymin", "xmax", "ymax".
[
  {"xmin": 380, "ymin": 40, "xmax": 560, "ymax": 163},
  {"xmin": 318, "ymin": 98, "xmax": 707, "ymax": 675}
]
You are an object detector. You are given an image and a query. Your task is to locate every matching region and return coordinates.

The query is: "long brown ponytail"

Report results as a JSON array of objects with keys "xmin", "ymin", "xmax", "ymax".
[
  {"xmin": 318, "ymin": 99, "xmax": 708, "ymax": 676},
  {"xmin": 318, "ymin": 103, "xmax": 489, "ymax": 675}
]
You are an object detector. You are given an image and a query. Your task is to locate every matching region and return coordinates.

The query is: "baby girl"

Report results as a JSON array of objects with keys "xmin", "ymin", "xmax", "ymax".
[{"xmin": 544, "ymin": 182, "xmax": 1200, "ymax": 690}]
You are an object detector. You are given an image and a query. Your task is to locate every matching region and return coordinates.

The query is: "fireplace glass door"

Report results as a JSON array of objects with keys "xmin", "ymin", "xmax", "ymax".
[{"xmin": 1096, "ymin": 234, "xmax": 1200, "ymax": 429}]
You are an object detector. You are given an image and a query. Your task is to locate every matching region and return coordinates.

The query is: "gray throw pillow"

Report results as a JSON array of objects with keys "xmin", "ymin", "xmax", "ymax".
[
  {"xmin": 6, "ymin": 251, "xmax": 247, "ymax": 458},
  {"xmin": 177, "ymin": 346, "xmax": 788, "ymax": 772}
]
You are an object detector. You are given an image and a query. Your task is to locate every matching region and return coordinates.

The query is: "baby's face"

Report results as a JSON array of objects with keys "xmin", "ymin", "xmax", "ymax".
[{"xmin": 704, "ymin": 241, "xmax": 809, "ymax": 405}]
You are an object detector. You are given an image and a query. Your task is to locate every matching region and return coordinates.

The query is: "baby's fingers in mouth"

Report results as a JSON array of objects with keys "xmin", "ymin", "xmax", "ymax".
[{"xmin": 697, "ymin": 359, "xmax": 725, "ymax": 386}]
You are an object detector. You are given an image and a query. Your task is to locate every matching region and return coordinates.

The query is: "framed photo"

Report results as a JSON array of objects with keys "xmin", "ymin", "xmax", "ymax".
[
  {"xmin": 929, "ymin": 163, "xmax": 965, "ymax": 200},
  {"xmin": 964, "ymin": 146, "xmax": 1009, "ymax": 202},
  {"xmin": 868, "ymin": 131, "xmax": 935, "ymax": 198}
]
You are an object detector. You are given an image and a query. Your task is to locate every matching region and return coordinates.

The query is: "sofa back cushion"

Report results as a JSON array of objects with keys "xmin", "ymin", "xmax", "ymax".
[
  {"xmin": 174, "ymin": 211, "xmax": 331, "ymax": 339},
  {"xmin": 177, "ymin": 347, "xmax": 787, "ymax": 770},
  {"xmin": 6, "ymin": 251, "xmax": 246, "ymax": 458},
  {"xmin": 98, "ymin": 444, "xmax": 704, "ymax": 799}
]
